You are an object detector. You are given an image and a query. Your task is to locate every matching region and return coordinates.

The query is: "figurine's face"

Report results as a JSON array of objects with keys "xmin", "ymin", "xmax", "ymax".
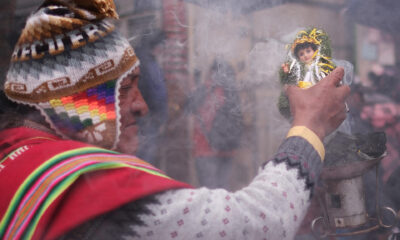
[{"xmin": 298, "ymin": 46, "xmax": 315, "ymax": 64}]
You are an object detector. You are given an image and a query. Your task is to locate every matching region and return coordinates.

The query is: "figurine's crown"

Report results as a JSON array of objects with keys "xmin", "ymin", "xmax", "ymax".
[{"xmin": 291, "ymin": 28, "xmax": 325, "ymax": 53}]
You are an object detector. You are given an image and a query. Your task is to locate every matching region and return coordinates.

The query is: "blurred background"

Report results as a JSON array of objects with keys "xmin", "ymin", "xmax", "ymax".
[{"xmin": 2, "ymin": 0, "xmax": 400, "ymax": 238}]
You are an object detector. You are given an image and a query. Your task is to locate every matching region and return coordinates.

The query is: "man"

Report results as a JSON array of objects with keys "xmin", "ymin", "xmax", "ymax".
[{"xmin": 0, "ymin": 1, "xmax": 350, "ymax": 239}]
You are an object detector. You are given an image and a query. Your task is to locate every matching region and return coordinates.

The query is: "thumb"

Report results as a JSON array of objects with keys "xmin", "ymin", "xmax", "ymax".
[
  {"xmin": 324, "ymin": 67, "xmax": 345, "ymax": 87},
  {"xmin": 283, "ymin": 84, "xmax": 289, "ymax": 93},
  {"xmin": 284, "ymin": 84, "xmax": 299, "ymax": 96}
]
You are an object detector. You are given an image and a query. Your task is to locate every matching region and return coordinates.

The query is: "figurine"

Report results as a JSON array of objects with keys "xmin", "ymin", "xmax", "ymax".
[{"xmin": 278, "ymin": 28, "xmax": 336, "ymax": 118}]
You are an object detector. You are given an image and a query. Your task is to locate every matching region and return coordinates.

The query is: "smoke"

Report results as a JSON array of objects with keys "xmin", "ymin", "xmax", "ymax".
[
  {"xmin": 133, "ymin": 2, "xmax": 400, "ymax": 238},
  {"xmin": 247, "ymin": 40, "xmax": 286, "ymax": 86},
  {"xmin": 132, "ymin": 1, "xmax": 364, "ymax": 191},
  {"xmin": 7, "ymin": 1, "xmax": 400, "ymax": 237}
]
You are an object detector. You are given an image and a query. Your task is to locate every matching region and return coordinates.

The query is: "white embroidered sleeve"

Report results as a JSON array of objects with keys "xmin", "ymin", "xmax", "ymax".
[
  {"xmin": 74, "ymin": 135, "xmax": 323, "ymax": 240},
  {"xmin": 130, "ymin": 162, "xmax": 310, "ymax": 240}
]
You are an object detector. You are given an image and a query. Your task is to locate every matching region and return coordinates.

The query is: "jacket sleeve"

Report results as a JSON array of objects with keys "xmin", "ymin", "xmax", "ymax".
[{"xmin": 82, "ymin": 126, "xmax": 324, "ymax": 240}]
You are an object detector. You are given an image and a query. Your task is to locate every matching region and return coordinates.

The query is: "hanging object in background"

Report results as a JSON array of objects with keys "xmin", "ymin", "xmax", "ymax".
[
  {"xmin": 311, "ymin": 131, "xmax": 398, "ymax": 239},
  {"xmin": 277, "ymin": 27, "xmax": 336, "ymax": 118}
]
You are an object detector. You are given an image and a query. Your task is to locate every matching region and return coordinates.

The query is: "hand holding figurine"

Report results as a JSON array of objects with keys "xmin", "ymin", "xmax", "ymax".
[
  {"xmin": 278, "ymin": 28, "xmax": 337, "ymax": 118},
  {"xmin": 285, "ymin": 67, "xmax": 350, "ymax": 140}
]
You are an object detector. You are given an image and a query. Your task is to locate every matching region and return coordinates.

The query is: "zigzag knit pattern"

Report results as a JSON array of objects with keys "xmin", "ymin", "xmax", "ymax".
[
  {"xmin": 7, "ymin": 30, "xmax": 126, "ymax": 90},
  {"xmin": 273, "ymin": 136, "xmax": 323, "ymax": 197},
  {"xmin": 59, "ymin": 196, "xmax": 160, "ymax": 240},
  {"xmin": 38, "ymin": 80, "xmax": 116, "ymax": 135},
  {"xmin": 4, "ymin": 4, "xmax": 139, "ymax": 149}
]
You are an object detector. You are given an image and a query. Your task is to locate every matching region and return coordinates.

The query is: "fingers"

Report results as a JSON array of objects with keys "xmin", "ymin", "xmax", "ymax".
[
  {"xmin": 319, "ymin": 67, "xmax": 345, "ymax": 87},
  {"xmin": 336, "ymin": 84, "xmax": 351, "ymax": 100},
  {"xmin": 337, "ymin": 104, "xmax": 347, "ymax": 125},
  {"xmin": 332, "ymin": 111, "xmax": 346, "ymax": 133},
  {"xmin": 327, "ymin": 102, "xmax": 347, "ymax": 135}
]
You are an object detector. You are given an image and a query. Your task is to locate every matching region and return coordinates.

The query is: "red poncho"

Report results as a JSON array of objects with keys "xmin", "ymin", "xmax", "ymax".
[{"xmin": 0, "ymin": 127, "xmax": 190, "ymax": 240}]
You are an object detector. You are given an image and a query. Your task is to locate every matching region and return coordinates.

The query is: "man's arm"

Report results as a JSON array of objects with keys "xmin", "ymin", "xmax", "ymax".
[{"xmin": 72, "ymin": 68, "xmax": 349, "ymax": 240}]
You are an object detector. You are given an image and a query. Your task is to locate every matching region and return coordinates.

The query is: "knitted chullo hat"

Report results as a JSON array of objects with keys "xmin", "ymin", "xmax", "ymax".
[{"xmin": 4, "ymin": 0, "xmax": 140, "ymax": 149}]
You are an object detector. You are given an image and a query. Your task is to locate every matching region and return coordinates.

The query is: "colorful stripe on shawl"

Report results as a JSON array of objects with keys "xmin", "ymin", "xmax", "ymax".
[{"xmin": 0, "ymin": 146, "xmax": 169, "ymax": 240}]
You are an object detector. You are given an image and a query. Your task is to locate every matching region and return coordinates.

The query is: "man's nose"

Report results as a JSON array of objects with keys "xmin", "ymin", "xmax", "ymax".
[{"xmin": 130, "ymin": 92, "xmax": 149, "ymax": 117}]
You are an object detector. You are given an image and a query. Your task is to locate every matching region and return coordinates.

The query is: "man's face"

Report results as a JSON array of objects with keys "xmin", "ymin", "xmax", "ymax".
[
  {"xmin": 117, "ymin": 68, "xmax": 149, "ymax": 155},
  {"xmin": 298, "ymin": 46, "xmax": 315, "ymax": 64}
]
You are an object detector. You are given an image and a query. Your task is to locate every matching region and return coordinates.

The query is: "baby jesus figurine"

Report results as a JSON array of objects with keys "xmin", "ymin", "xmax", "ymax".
[{"xmin": 278, "ymin": 28, "xmax": 336, "ymax": 118}]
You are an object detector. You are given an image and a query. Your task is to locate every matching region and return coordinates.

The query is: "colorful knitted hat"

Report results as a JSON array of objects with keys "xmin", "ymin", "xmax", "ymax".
[{"xmin": 4, "ymin": 0, "xmax": 140, "ymax": 149}]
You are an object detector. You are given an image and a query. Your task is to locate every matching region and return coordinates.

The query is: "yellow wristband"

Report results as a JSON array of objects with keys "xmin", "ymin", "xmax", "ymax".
[{"xmin": 286, "ymin": 126, "xmax": 325, "ymax": 161}]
